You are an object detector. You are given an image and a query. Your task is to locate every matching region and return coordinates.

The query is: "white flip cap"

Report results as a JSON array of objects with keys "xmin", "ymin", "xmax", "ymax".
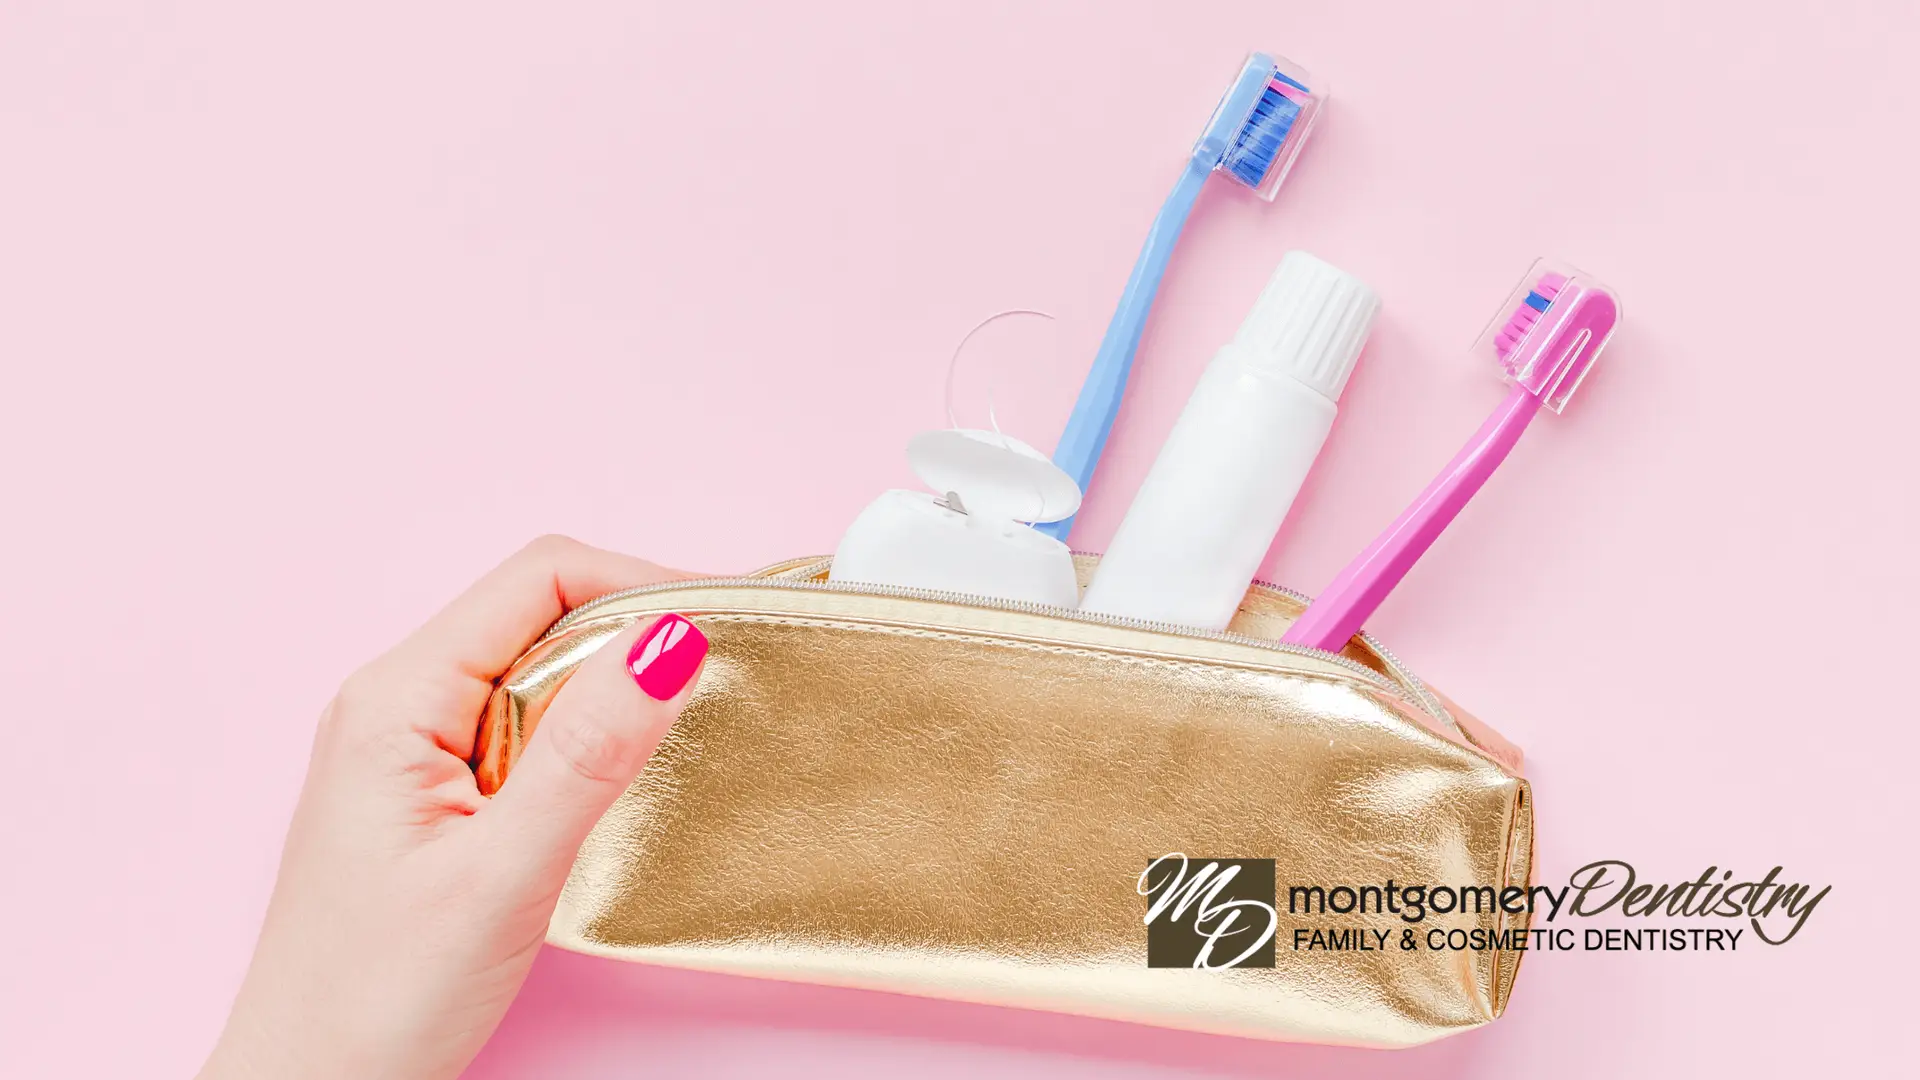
[
  {"xmin": 1228, "ymin": 250, "xmax": 1380, "ymax": 402},
  {"xmin": 906, "ymin": 429, "xmax": 1082, "ymax": 524}
]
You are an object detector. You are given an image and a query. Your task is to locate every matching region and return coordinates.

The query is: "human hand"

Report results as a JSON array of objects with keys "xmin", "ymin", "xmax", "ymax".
[{"xmin": 198, "ymin": 536, "xmax": 711, "ymax": 1080}]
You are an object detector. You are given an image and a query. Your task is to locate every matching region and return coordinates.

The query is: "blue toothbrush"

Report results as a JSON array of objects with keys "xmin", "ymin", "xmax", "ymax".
[{"xmin": 1038, "ymin": 52, "xmax": 1324, "ymax": 541}]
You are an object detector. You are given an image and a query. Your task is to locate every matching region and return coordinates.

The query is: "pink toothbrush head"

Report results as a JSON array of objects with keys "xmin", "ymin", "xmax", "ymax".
[{"xmin": 1474, "ymin": 258, "xmax": 1622, "ymax": 413}]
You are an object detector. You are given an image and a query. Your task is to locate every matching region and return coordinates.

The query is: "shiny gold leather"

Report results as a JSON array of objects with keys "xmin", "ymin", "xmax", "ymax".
[{"xmin": 474, "ymin": 557, "xmax": 1533, "ymax": 1048}]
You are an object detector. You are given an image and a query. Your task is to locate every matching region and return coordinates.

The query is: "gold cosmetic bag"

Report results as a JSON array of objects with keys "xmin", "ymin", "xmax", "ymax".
[{"xmin": 473, "ymin": 556, "xmax": 1533, "ymax": 1048}]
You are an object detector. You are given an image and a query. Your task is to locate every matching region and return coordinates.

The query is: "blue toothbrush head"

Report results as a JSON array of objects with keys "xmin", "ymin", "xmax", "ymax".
[
  {"xmin": 1199, "ymin": 53, "xmax": 1324, "ymax": 202},
  {"xmin": 1222, "ymin": 80, "xmax": 1304, "ymax": 188}
]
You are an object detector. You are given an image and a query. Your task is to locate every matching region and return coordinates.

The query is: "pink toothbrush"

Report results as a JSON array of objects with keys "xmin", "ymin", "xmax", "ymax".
[{"xmin": 1281, "ymin": 259, "xmax": 1622, "ymax": 652}]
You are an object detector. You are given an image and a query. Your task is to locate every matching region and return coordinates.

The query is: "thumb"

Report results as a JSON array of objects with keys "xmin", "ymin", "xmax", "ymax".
[{"xmin": 483, "ymin": 612, "xmax": 708, "ymax": 876}]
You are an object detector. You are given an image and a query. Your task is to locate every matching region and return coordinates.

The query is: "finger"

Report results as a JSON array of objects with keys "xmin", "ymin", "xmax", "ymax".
[
  {"xmin": 398, "ymin": 534, "xmax": 695, "ymax": 688},
  {"xmin": 481, "ymin": 612, "xmax": 708, "ymax": 876}
]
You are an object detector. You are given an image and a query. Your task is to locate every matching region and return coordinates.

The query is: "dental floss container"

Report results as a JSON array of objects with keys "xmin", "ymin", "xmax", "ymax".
[
  {"xmin": 830, "ymin": 429, "xmax": 1083, "ymax": 608},
  {"xmin": 1080, "ymin": 251, "xmax": 1379, "ymax": 630}
]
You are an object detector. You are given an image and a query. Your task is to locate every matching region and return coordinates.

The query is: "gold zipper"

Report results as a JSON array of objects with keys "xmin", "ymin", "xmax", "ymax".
[{"xmin": 540, "ymin": 555, "xmax": 1452, "ymax": 725}]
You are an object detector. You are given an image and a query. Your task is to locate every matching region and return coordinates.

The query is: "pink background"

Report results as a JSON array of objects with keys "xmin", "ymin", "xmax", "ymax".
[{"xmin": 2, "ymin": 1, "xmax": 1914, "ymax": 1076}]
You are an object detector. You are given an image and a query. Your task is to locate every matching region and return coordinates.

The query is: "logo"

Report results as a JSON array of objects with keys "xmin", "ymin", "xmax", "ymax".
[
  {"xmin": 1140, "ymin": 854, "xmax": 1278, "ymax": 969},
  {"xmin": 1137, "ymin": 854, "xmax": 1830, "ymax": 963}
]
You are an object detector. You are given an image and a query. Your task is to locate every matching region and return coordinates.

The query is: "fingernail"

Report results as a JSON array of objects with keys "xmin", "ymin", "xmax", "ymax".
[{"xmin": 627, "ymin": 613, "xmax": 708, "ymax": 700}]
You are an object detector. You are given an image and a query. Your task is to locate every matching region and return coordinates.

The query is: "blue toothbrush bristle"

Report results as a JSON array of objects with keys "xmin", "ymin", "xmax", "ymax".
[{"xmin": 1223, "ymin": 83, "xmax": 1302, "ymax": 188}]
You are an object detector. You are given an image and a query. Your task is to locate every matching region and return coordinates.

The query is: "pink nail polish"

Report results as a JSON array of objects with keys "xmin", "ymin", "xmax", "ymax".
[{"xmin": 626, "ymin": 613, "xmax": 708, "ymax": 700}]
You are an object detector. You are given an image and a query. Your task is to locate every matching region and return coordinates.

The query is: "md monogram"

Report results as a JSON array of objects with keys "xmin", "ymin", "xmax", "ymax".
[{"xmin": 1139, "ymin": 854, "xmax": 1278, "ymax": 969}]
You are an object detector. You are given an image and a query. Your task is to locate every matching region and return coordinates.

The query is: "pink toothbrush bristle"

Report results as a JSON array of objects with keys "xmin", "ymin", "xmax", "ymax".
[{"xmin": 1493, "ymin": 273, "xmax": 1570, "ymax": 359}]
